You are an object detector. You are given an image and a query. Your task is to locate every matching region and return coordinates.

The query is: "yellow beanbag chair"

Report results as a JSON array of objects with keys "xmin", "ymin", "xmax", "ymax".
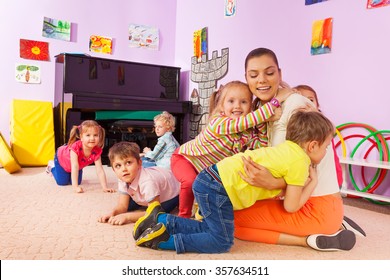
[
  {"xmin": 0, "ymin": 132, "xmax": 21, "ymax": 173},
  {"xmin": 10, "ymin": 99, "xmax": 55, "ymax": 166}
]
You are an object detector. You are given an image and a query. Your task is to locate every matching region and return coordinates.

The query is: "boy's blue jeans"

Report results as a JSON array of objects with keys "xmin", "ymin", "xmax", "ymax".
[{"xmin": 165, "ymin": 166, "xmax": 234, "ymax": 254}]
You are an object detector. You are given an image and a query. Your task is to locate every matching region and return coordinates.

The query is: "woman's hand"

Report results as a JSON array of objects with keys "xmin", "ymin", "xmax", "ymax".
[
  {"xmin": 239, "ymin": 156, "xmax": 286, "ymax": 190},
  {"xmin": 143, "ymin": 147, "xmax": 151, "ymax": 153}
]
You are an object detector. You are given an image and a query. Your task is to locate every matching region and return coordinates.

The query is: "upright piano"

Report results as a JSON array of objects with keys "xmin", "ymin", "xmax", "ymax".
[{"xmin": 54, "ymin": 53, "xmax": 191, "ymax": 164}]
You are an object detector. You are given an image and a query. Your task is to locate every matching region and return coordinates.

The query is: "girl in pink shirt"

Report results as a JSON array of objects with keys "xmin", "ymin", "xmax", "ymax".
[{"xmin": 47, "ymin": 120, "xmax": 114, "ymax": 193}]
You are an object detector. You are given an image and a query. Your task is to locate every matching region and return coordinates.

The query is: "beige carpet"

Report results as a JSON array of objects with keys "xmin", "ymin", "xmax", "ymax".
[{"xmin": 0, "ymin": 165, "xmax": 389, "ymax": 260}]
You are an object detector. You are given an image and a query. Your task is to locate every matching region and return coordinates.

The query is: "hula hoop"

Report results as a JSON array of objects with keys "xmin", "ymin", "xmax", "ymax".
[
  {"xmin": 335, "ymin": 123, "xmax": 389, "ymax": 203},
  {"xmin": 350, "ymin": 130, "xmax": 390, "ymax": 193},
  {"xmin": 334, "ymin": 133, "xmax": 383, "ymax": 195}
]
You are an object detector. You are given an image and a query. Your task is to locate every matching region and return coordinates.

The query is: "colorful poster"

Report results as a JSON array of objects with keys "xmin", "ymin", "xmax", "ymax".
[
  {"xmin": 193, "ymin": 27, "xmax": 208, "ymax": 62},
  {"xmin": 305, "ymin": 0, "xmax": 328, "ymax": 5},
  {"xmin": 42, "ymin": 17, "xmax": 71, "ymax": 41},
  {"xmin": 15, "ymin": 64, "xmax": 41, "ymax": 84},
  {"xmin": 367, "ymin": 0, "xmax": 390, "ymax": 9},
  {"xmin": 20, "ymin": 39, "xmax": 49, "ymax": 61},
  {"xmin": 89, "ymin": 35, "xmax": 113, "ymax": 54},
  {"xmin": 128, "ymin": 24, "xmax": 159, "ymax": 50},
  {"xmin": 225, "ymin": 0, "xmax": 237, "ymax": 17},
  {"xmin": 311, "ymin": 18, "xmax": 333, "ymax": 55}
]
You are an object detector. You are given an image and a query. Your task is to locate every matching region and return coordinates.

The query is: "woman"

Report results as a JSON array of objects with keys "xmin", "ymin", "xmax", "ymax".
[{"xmin": 234, "ymin": 48, "xmax": 365, "ymax": 251}]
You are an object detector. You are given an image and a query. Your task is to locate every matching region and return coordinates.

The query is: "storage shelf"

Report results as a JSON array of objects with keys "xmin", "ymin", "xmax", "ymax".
[{"xmin": 339, "ymin": 157, "xmax": 390, "ymax": 203}]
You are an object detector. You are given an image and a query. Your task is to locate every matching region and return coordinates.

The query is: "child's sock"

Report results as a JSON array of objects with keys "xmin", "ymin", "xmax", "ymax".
[
  {"xmin": 157, "ymin": 213, "xmax": 167, "ymax": 225},
  {"xmin": 158, "ymin": 236, "xmax": 175, "ymax": 250}
]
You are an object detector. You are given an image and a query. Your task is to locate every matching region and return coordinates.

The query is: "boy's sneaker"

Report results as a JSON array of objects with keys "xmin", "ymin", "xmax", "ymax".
[
  {"xmin": 133, "ymin": 201, "xmax": 165, "ymax": 240},
  {"xmin": 136, "ymin": 222, "xmax": 170, "ymax": 250},
  {"xmin": 306, "ymin": 230, "xmax": 356, "ymax": 251},
  {"xmin": 341, "ymin": 216, "xmax": 366, "ymax": 237},
  {"xmin": 45, "ymin": 160, "xmax": 54, "ymax": 175}
]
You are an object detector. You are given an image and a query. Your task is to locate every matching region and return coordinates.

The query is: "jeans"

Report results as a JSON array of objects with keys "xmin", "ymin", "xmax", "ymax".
[
  {"xmin": 52, "ymin": 153, "xmax": 82, "ymax": 186},
  {"xmin": 165, "ymin": 167, "xmax": 234, "ymax": 254},
  {"xmin": 141, "ymin": 157, "xmax": 157, "ymax": 168}
]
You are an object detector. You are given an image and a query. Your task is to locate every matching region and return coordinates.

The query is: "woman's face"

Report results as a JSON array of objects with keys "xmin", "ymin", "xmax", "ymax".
[{"xmin": 245, "ymin": 55, "xmax": 282, "ymax": 103}]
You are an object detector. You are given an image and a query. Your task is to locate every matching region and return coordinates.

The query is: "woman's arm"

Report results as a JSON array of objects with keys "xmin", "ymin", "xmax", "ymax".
[
  {"xmin": 94, "ymin": 158, "xmax": 115, "ymax": 193},
  {"xmin": 239, "ymin": 156, "xmax": 287, "ymax": 190}
]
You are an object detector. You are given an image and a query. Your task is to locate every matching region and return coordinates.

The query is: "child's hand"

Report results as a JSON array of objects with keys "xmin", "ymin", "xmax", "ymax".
[
  {"xmin": 107, "ymin": 213, "xmax": 128, "ymax": 225},
  {"xmin": 307, "ymin": 164, "xmax": 318, "ymax": 185},
  {"xmin": 73, "ymin": 186, "xmax": 84, "ymax": 193},
  {"xmin": 268, "ymin": 107, "xmax": 282, "ymax": 122},
  {"xmin": 276, "ymin": 87, "xmax": 294, "ymax": 103},
  {"xmin": 103, "ymin": 187, "xmax": 116, "ymax": 193},
  {"xmin": 98, "ymin": 214, "xmax": 111, "ymax": 223}
]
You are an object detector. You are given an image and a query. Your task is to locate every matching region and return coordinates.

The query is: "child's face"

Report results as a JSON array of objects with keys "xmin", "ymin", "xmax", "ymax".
[
  {"xmin": 299, "ymin": 89, "xmax": 319, "ymax": 109},
  {"xmin": 245, "ymin": 55, "xmax": 282, "ymax": 103},
  {"xmin": 154, "ymin": 120, "xmax": 169, "ymax": 137},
  {"xmin": 222, "ymin": 87, "xmax": 252, "ymax": 119},
  {"xmin": 111, "ymin": 156, "xmax": 141, "ymax": 183},
  {"xmin": 80, "ymin": 127, "xmax": 100, "ymax": 148},
  {"xmin": 308, "ymin": 135, "xmax": 333, "ymax": 165}
]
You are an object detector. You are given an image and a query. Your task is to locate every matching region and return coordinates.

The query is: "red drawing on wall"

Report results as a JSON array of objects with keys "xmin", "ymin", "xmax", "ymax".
[
  {"xmin": 20, "ymin": 39, "xmax": 49, "ymax": 61},
  {"xmin": 367, "ymin": 0, "xmax": 390, "ymax": 9}
]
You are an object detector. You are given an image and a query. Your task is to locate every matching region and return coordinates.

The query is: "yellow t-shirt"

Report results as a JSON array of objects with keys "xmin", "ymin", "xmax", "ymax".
[{"xmin": 217, "ymin": 140, "xmax": 310, "ymax": 210}]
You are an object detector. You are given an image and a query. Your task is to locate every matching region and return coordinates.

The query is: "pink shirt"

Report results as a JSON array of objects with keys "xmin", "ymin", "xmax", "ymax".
[
  {"xmin": 117, "ymin": 167, "xmax": 180, "ymax": 205},
  {"xmin": 57, "ymin": 140, "xmax": 102, "ymax": 172}
]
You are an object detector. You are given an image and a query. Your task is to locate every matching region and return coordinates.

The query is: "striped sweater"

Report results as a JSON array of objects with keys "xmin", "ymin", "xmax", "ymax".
[{"xmin": 179, "ymin": 102, "xmax": 274, "ymax": 172}]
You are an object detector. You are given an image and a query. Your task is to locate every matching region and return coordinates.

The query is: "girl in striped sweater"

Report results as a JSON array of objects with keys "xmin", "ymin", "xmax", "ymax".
[{"xmin": 171, "ymin": 80, "xmax": 292, "ymax": 217}]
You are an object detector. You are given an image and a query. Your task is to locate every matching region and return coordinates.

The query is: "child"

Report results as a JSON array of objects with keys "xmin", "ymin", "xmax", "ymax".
[
  {"xmin": 140, "ymin": 111, "xmax": 179, "ymax": 170},
  {"xmin": 294, "ymin": 84, "xmax": 321, "ymax": 111},
  {"xmin": 46, "ymin": 120, "xmax": 114, "ymax": 194},
  {"xmin": 98, "ymin": 141, "xmax": 179, "ymax": 226},
  {"xmin": 171, "ymin": 80, "xmax": 292, "ymax": 217},
  {"xmin": 133, "ymin": 110, "xmax": 335, "ymax": 254}
]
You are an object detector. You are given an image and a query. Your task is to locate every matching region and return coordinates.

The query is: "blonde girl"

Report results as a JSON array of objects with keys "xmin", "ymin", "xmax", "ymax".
[{"xmin": 47, "ymin": 120, "xmax": 114, "ymax": 193}]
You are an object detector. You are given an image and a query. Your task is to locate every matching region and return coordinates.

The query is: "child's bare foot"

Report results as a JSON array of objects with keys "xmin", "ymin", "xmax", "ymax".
[{"xmin": 74, "ymin": 186, "xmax": 84, "ymax": 193}]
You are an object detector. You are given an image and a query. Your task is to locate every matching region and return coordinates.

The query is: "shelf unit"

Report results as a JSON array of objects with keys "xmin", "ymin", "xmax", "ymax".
[{"xmin": 339, "ymin": 157, "xmax": 390, "ymax": 203}]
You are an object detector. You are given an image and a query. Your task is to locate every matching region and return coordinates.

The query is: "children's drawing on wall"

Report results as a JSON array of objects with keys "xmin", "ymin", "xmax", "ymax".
[
  {"xmin": 42, "ymin": 17, "xmax": 71, "ymax": 41},
  {"xmin": 20, "ymin": 39, "xmax": 49, "ymax": 61},
  {"xmin": 311, "ymin": 17, "xmax": 333, "ymax": 55},
  {"xmin": 15, "ymin": 64, "xmax": 41, "ymax": 84},
  {"xmin": 193, "ymin": 27, "xmax": 208, "ymax": 62},
  {"xmin": 305, "ymin": 0, "xmax": 328, "ymax": 5},
  {"xmin": 367, "ymin": 0, "xmax": 390, "ymax": 9},
  {"xmin": 89, "ymin": 35, "xmax": 113, "ymax": 54},
  {"xmin": 128, "ymin": 24, "xmax": 159, "ymax": 50},
  {"xmin": 225, "ymin": 0, "xmax": 237, "ymax": 17}
]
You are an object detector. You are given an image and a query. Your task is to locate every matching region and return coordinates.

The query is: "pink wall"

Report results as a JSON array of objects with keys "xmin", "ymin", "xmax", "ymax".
[
  {"xmin": 0, "ymin": 0, "xmax": 177, "ymax": 143},
  {"xmin": 175, "ymin": 0, "xmax": 390, "ymax": 132},
  {"xmin": 2, "ymin": 0, "xmax": 390, "ymax": 171}
]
